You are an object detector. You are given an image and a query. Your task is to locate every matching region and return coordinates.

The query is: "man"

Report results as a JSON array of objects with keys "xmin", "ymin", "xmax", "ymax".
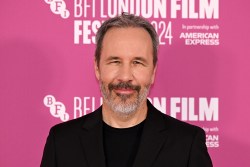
[{"xmin": 41, "ymin": 13, "xmax": 212, "ymax": 167}]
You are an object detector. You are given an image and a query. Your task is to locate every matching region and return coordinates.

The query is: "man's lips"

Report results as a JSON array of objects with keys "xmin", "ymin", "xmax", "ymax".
[
  {"xmin": 113, "ymin": 88, "xmax": 135, "ymax": 95},
  {"xmin": 108, "ymin": 82, "xmax": 141, "ymax": 95}
]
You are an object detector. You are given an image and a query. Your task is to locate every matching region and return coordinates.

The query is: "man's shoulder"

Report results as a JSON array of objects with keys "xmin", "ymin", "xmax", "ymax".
[
  {"xmin": 50, "ymin": 107, "xmax": 102, "ymax": 135},
  {"xmin": 162, "ymin": 112, "xmax": 203, "ymax": 134},
  {"xmin": 149, "ymin": 104, "xmax": 204, "ymax": 137}
]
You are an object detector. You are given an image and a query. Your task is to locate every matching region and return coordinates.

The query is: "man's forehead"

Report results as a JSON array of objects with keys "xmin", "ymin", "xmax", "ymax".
[
  {"xmin": 102, "ymin": 27, "xmax": 153, "ymax": 49},
  {"xmin": 99, "ymin": 27, "xmax": 154, "ymax": 64}
]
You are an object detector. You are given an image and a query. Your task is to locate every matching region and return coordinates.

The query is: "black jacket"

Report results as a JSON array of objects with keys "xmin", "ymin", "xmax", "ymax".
[{"xmin": 41, "ymin": 101, "xmax": 212, "ymax": 167}]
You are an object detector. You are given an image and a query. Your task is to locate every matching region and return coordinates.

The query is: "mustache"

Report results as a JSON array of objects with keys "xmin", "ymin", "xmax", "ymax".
[{"xmin": 108, "ymin": 82, "xmax": 141, "ymax": 92}]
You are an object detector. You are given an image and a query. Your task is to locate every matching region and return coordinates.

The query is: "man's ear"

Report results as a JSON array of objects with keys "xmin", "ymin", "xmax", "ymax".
[
  {"xmin": 151, "ymin": 65, "xmax": 157, "ymax": 84},
  {"xmin": 94, "ymin": 60, "xmax": 100, "ymax": 80}
]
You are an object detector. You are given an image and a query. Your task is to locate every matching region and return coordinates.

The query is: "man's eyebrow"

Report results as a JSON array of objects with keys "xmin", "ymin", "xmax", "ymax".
[
  {"xmin": 105, "ymin": 56, "xmax": 148, "ymax": 63},
  {"xmin": 105, "ymin": 56, "xmax": 120, "ymax": 61}
]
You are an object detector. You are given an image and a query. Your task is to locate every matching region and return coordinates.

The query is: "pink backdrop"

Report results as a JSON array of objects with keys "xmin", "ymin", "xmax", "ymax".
[{"xmin": 1, "ymin": 1, "xmax": 250, "ymax": 166}]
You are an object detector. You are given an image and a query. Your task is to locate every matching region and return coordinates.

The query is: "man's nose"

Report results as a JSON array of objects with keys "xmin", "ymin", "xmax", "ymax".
[{"xmin": 117, "ymin": 64, "xmax": 133, "ymax": 82}]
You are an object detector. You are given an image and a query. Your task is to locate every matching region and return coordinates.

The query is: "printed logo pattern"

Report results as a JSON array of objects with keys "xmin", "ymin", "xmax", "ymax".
[
  {"xmin": 43, "ymin": 95, "xmax": 70, "ymax": 122},
  {"xmin": 45, "ymin": 0, "xmax": 70, "ymax": 18}
]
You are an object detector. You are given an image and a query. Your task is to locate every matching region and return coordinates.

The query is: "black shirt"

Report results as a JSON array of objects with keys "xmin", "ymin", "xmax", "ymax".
[{"xmin": 103, "ymin": 121, "xmax": 144, "ymax": 167}]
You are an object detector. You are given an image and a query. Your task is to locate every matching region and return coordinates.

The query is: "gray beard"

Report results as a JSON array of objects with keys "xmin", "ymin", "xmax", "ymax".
[{"xmin": 100, "ymin": 82, "xmax": 150, "ymax": 116}]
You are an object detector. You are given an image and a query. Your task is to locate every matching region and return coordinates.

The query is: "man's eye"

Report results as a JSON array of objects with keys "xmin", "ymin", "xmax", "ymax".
[
  {"xmin": 110, "ymin": 61, "xmax": 120, "ymax": 64},
  {"xmin": 133, "ymin": 61, "xmax": 142, "ymax": 65}
]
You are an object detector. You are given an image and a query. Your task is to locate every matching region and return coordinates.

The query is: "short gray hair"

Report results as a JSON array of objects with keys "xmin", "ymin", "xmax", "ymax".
[{"xmin": 95, "ymin": 13, "xmax": 159, "ymax": 67}]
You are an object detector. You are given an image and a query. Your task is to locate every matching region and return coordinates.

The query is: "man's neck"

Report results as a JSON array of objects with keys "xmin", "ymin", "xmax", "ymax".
[{"xmin": 102, "ymin": 100, "xmax": 148, "ymax": 128}]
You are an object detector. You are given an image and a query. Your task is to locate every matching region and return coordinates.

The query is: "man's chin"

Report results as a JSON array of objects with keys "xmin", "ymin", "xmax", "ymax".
[
  {"xmin": 110, "ymin": 102, "xmax": 138, "ymax": 116},
  {"xmin": 105, "ymin": 94, "xmax": 146, "ymax": 116}
]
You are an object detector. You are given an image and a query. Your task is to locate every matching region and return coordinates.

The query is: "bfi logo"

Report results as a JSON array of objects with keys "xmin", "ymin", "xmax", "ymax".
[
  {"xmin": 45, "ymin": 0, "xmax": 70, "ymax": 18},
  {"xmin": 43, "ymin": 95, "xmax": 70, "ymax": 122}
]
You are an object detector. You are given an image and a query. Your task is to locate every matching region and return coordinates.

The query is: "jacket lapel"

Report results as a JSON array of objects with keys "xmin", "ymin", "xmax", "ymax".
[
  {"xmin": 79, "ymin": 107, "xmax": 106, "ymax": 167},
  {"xmin": 133, "ymin": 101, "xmax": 169, "ymax": 167}
]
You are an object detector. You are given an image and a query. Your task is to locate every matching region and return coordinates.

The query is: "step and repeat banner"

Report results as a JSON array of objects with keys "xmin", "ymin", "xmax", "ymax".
[{"xmin": 1, "ymin": 0, "xmax": 250, "ymax": 167}]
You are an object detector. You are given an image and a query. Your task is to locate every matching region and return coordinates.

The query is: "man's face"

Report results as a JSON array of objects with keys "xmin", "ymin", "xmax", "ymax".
[{"xmin": 95, "ymin": 27, "xmax": 156, "ymax": 115}]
